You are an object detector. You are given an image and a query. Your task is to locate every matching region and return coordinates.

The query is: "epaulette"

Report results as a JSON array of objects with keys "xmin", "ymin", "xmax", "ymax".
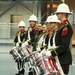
[
  {"xmin": 61, "ymin": 26, "xmax": 68, "ymax": 36},
  {"xmin": 15, "ymin": 31, "xmax": 19, "ymax": 37},
  {"xmin": 23, "ymin": 31, "xmax": 27, "ymax": 34}
]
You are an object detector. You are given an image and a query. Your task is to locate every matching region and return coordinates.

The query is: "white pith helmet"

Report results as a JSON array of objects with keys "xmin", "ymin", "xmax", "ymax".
[
  {"xmin": 46, "ymin": 15, "xmax": 52, "ymax": 23},
  {"xmin": 28, "ymin": 14, "xmax": 37, "ymax": 22},
  {"xmin": 55, "ymin": 3, "xmax": 72, "ymax": 14},
  {"xmin": 49, "ymin": 15, "xmax": 60, "ymax": 23},
  {"xmin": 18, "ymin": 21, "xmax": 25, "ymax": 27}
]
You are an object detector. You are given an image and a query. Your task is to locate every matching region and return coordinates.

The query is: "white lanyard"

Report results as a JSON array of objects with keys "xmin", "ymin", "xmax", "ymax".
[
  {"xmin": 53, "ymin": 32, "xmax": 56, "ymax": 48},
  {"xmin": 48, "ymin": 36, "xmax": 52, "ymax": 49},
  {"xmin": 38, "ymin": 34, "xmax": 44, "ymax": 47},
  {"xmin": 28, "ymin": 31, "xmax": 31, "ymax": 40},
  {"xmin": 18, "ymin": 32, "xmax": 21, "ymax": 43},
  {"xmin": 42, "ymin": 34, "xmax": 46, "ymax": 46},
  {"xmin": 52, "ymin": 31, "xmax": 58, "ymax": 48}
]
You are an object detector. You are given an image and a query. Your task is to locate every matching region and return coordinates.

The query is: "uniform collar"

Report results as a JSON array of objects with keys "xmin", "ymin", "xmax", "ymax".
[{"xmin": 60, "ymin": 19, "xmax": 68, "ymax": 24}]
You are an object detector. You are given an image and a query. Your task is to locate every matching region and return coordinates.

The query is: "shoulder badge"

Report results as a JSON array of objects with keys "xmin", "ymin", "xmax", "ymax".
[
  {"xmin": 15, "ymin": 31, "xmax": 19, "ymax": 37},
  {"xmin": 61, "ymin": 26, "xmax": 68, "ymax": 36}
]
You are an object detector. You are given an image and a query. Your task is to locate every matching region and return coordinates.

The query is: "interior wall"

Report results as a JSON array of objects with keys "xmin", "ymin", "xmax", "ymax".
[{"xmin": 0, "ymin": 1, "xmax": 37, "ymax": 38}]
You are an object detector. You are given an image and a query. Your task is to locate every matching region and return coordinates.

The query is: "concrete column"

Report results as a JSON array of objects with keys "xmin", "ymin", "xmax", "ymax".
[{"xmin": 37, "ymin": 1, "xmax": 41, "ymax": 23}]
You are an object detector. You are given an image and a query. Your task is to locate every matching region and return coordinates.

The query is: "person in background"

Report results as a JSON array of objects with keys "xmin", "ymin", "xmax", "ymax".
[
  {"xmin": 51, "ymin": 3, "xmax": 73, "ymax": 75},
  {"xmin": 37, "ymin": 15, "xmax": 60, "ymax": 75},
  {"xmin": 42, "ymin": 23, "xmax": 48, "ymax": 45},
  {"xmin": 13, "ymin": 21, "xmax": 26, "ymax": 75},
  {"xmin": 23, "ymin": 14, "xmax": 38, "ymax": 48},
  {"xmin": 46, "ymin": 15, "xmax": 60, "ymax": 49},
  {"xmin": 41, "ymin": 15, "xmax": 53, "ymax": 51},
  {"xmin": 33, "ymin": 23, "xmax": 43, "ymax": 51}
]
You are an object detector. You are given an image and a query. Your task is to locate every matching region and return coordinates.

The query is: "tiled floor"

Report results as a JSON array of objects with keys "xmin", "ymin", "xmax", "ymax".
[{"xmin": 0, "ymin": 47, "xmax": 75, "ymax": 75}]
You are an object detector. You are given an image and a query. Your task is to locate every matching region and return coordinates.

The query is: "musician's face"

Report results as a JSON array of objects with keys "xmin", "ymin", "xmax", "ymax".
[
  {"xmin": 56, "ymin": 13, "xmax": 64, "ymax": 20},
  {"xmin": 42, "ymin": 24, "xmax": 47, "ymax": 33},
  {"xmin": 38, "ymin": 24, "xmax": 42, "ymax": 31},
  {"xmin": 29, "ymin": 21, "xmax": 36, "ymax": 28},
  {"xmin": 47, "ymin": 23, "xmax": 51, "ymax": 29},
  {"xmin": 19, "ymin": 26, "xmax": 25, "ymax": 32},
  {"xmin": 50, "ymin": 22, "xmax": 58, "ymax": 30}
]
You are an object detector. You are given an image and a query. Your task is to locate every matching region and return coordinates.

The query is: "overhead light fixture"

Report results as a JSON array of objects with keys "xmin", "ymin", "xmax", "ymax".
[
  {"xmin": 47, "ymin": 3, "xmax": 58, "ymax": 9},
  {"xmin": 53, "ymin": 4, "xmax": 58, "ymax": 8},
  {"xmin": 47, "ymin": 3, "xmax": 50, "ymax": 8}
]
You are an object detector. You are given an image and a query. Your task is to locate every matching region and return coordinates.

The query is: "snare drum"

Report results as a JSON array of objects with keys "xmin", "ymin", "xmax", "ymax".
[
  {"xmin": 18, "ymin": 45, "xmax": 33, "ymax": 58},
  {"xmin": 10, "ymin": 46, "xmax": 21, "ymax": 60},
  {"xmin": 35, "ymin": 55, "xmax": 60, "ymax": 75}
]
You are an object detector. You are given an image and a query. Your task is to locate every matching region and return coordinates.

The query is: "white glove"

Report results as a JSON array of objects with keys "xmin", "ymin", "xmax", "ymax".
[
  {"xmin": 22, "ymin": 43, "xmax": 25, "ymax": 47},
  {"xmin": 16, "ymin": 42, "xmax": 19, "ymax": 47},
  {"xmin": 37, "ymin": 53, "xmax": 42, "ymax": 58},
  {"xmin": 22, "ymin": 41, "xmax": 28, "ymax": 47},
  {"xmin": 41, "ymin": 48, "xmax": 46, "ymax": 55},
  {"xmin": 25, "ymin": 41, "xmax": 28, "ymax": 45},
  {"xmin": 46, "ymin": 50, "xmax": 51, "ymax": 57},
  {"xmin": 26, "ymin": 40, "xmax": 30, "ymax": 42},
  {"xmin": 48, "ymin": 46, "xmax": 53, "ymax": 50},
  {"xmin": 52, "ymin": 46, "xmax": 58, "ymax": 49},
  {"xmin": 36, "ymin": 47, "xmax": 41, "ymax": 51}
]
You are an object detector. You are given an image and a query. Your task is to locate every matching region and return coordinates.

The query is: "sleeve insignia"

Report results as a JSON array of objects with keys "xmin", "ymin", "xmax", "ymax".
[{"xmin": 61, "ymin": 27, "xmax": 68, "ymax": 36}]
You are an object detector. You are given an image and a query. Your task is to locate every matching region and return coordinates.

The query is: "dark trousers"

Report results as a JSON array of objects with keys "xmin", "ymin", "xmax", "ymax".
[
  {"xmin": 61, "ymin": 64, "xmax": 69, "ymax": 74},
  {"xmin": 17, "ymin": 59, "xmax": 24, "ymax": 70},
  {"xmin": 16, "ymin": 58, "xmax": 25, "ymax": 75}
]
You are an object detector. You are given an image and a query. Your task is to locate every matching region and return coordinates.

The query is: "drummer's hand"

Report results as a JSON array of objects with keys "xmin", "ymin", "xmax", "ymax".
[
  {"xmin": 36, "ymin": 47, "xmax": 41, "ymax": 52},
  {"xmin": 46, "ymin": 50, "xmax": 51, "ymax": 57},
  {"xmin": 41, "ymin": 48, "xmax": 46, "ymax": 55},
  {"xmin": 22, "ymin": 41, "xmax": 28, "ymax": 47},
  {"xmin": 37, "ymin": 52, "xmax": 42, "ymax": 58},
  {"xmin": 48, "ymin": 46, "xmax": 53, "ymax": 50},
  {"xmin": 16, "ymin": 42, "xmax": 19, "ymax": 47},
  {"xmin": 16, "ymin": 42, "xmax": 22, "ymax": 47}
]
